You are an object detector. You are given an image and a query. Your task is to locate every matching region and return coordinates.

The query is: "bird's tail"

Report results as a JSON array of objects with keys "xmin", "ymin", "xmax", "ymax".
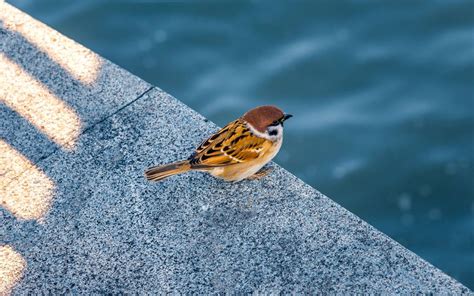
[{"xmin": 144, "ymin": 160, "xmax": 192, "ymax": 182}]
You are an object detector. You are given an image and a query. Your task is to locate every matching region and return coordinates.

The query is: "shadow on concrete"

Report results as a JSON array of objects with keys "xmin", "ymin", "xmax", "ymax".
[
  {"xmin": 0, "ymin": 2, "xmax": 150, "ymax": 220},
  {"xmin": 0, "ymin": 15, "xmax": 95, "ymax": 220},
  {"xmin": 0, "ymin": 3, "xmax": 150, "ymax": 292}
]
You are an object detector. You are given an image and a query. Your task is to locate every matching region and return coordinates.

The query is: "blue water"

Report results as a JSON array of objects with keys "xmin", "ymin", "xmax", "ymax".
[{"xmin": 8, "ymin": 0, "xmax": 474, "ymax": 288}]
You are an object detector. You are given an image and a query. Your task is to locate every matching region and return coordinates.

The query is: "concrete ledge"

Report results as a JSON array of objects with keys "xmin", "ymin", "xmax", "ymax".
[
  {"xmin": 0, "ymin": 3, "xmax": 471, "ymax": 294},
  {"xmin": 0, "ymin": 3, "xmax": 151, "ymax": 183}
]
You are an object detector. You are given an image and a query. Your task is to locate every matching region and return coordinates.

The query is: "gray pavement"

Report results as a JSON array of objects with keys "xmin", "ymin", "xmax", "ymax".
[
  {"xmin": 0, "ymin": 3, "xmax": 151, "ymax": 181},
  {"xmin": 0, "ymin": 2, "xmax": 471, "ymax": 294}
]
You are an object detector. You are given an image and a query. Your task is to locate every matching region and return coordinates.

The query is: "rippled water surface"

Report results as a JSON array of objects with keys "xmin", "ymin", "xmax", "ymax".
[{"xmin": 8, "ymin": 0, "xmax": 474, "ymax": 288}]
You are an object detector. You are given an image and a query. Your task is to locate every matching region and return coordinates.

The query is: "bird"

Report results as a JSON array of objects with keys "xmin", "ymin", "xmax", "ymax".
[{"xmin": 145, "ymin": 105, "xmax": 292, "ymax": 182}]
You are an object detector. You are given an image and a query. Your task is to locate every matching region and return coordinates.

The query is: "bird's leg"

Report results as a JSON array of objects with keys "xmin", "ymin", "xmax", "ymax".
[{"xmin": 248, "ymin": 167, "xmax": 273, "ymax": 180}]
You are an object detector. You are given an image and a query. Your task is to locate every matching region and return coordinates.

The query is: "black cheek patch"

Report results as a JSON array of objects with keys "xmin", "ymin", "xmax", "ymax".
[{"xmin": 269, "ymin": 130, "xmax": 278, "ymax": 136}]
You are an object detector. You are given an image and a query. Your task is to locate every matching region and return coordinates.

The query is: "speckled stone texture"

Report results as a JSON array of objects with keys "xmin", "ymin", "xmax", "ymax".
[
  {"xmin": 0, "ymin": 4, "xmax": 471, "ymax": 294},
  {"xmin": 0, "ymin": 2, "xmax": 151, "ymax": 182},
  {"xmin": 1, "ymin": 87, "xmax": 470, "ymax": 294}
]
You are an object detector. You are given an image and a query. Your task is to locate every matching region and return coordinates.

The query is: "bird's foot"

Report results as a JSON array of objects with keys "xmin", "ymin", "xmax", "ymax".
[{"xmin": 248, "ymin": 167, "xmax": 273, "ymax": 180}]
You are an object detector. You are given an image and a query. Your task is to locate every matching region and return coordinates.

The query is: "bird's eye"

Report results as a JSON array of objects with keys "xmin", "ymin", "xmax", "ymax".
[{"xmin": 269, "ymin": 121, "xmax": 280, "ymax": 126}]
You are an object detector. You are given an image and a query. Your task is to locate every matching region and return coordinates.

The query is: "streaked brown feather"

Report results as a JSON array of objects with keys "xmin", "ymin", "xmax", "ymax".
[{"xmin": 189, "ymin": 119, "xmax": 271, "ymax": 168}]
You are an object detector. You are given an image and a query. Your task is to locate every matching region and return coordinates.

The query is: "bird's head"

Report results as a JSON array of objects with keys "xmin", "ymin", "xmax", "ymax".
[{"xmin": 242, "ymin": 105, "xmax": 292, "ymax": 141}]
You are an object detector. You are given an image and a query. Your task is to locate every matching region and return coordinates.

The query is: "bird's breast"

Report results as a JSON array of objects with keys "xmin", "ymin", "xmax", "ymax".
[{"xmin": 209, "ymin": 139, "xmax": 282, "ymax": 182}]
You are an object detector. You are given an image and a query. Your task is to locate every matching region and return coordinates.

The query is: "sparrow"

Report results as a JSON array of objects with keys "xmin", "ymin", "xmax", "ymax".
[{"xmin": 145, "ymin": 105, "xmax": 292, "ymax": 182}]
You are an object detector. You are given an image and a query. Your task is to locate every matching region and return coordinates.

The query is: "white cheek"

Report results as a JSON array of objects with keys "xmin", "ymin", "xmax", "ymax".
[
  {"xmin": 267, "ymin": 125, "xmax": 283, "ymax": 141},
  {"xmin": 246, "ymin": 122, "xmax": 283, "ymax": 141}
]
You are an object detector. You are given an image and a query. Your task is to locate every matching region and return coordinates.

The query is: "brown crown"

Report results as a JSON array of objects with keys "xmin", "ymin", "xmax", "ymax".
[{"xmin": 241, "ymin": 105, "xmax": 284, "ymax": 133}]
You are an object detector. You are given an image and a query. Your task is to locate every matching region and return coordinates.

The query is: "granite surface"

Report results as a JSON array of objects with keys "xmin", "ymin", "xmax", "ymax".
[
  {"xmin": 1, "ymin": 88, "xmax": 470, "ymax": 293},
  {"xmin": 0, "ymin": 2, "xmax": 151, "ymax": 182},
  {"xmin": 0, "ymin": 3, "xmax": 471, "ymax": 294}
]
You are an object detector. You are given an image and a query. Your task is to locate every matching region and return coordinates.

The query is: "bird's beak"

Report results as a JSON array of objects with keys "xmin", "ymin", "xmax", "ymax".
[{"xmin": 282, "ymin": 114, "xmax": 293, "ymax": 122}]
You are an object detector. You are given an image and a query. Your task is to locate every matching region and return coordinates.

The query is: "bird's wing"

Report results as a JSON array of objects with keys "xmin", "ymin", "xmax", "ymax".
[{"xmin": 189, "ymin": 119, "xmax": 272, "ymax": 168}]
